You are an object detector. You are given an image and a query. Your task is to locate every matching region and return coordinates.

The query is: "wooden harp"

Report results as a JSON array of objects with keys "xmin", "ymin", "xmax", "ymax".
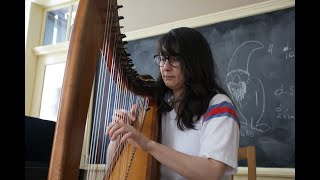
[{"xmin": 47, "ymin": 0, "xmax": 159, "ymax": 179}]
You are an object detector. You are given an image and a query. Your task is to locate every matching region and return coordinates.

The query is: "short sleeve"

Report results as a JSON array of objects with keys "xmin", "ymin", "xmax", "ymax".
[{"xmin": 198, "ymin": 94, "xmax": 240, "ymax": 175}]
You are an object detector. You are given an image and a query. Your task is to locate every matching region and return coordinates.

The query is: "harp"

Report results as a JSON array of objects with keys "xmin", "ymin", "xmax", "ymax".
[{"xmin": 47, "ymin": 0, "xmax": 159, "ymax": 179}]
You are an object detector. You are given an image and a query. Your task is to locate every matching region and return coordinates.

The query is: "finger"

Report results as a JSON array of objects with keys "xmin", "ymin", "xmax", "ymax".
[
  {"xmin": 130, "ymin": 104, "xmax": 138, "ymax": 122},
  {"xmin": 113, "ymin": 109, "xmax": 126, "ymax": 116},
  {"xmin": 112, "ymin": 110, "xmax": 122, "ymax": 119},
  {"xmin": 111, "ymin": 125, "xmax": 127, "ymax": 141},
  {"xmin": 105, "ymin": 122, "xmax": 116, "ymax": 136},
  {"xmin": 120, "ymin": 131, "xmax": 133, "ymax": 143},
  {"xmin": 112, "ymin": 116, "xmax": 125, "ymax": 124},
  {"xmin": 111, "ymin": 110, "xmax": 122, "ymax": 123},
  {"xmin": 112, "ymin": 109, "xmax": 128, "ymax": 123},
  {"xmin": 107, "ymin": 122, "xmax": 122, "ymax": 139},
  {"xmin": 119, "ymin": 109, "xmax": 130, "ymax": 124},
  {"xmin": 113, "ymin": 109, "xmax": 130, "ymax": 124},
  {"xmin": 114, "ymin": 109, "xmax": 135, "ymax": 124}
]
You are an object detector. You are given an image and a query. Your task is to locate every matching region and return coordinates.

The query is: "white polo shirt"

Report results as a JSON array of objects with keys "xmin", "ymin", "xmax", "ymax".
[{"xmin": 160, "ymin": 94, "xmax": 240, "ymax": 180}]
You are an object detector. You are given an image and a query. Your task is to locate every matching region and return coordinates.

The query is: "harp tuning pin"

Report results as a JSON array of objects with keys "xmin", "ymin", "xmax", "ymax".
[
  {"xmin": 122, "ymin": 41, "xmax": 128, "ymax": 45},
  {"xmin": 119, "ymin": 34, "xmax": 126, "ymax": 39},
  {"xmin": 117, "ymin": 5, "xmax": 123, "ymax": 9}
]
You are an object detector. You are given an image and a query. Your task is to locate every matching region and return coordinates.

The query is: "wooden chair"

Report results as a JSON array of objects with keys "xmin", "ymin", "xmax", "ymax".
[{"xmin": 231, "ymin": 146, "xmax": 256, "ymax": 180}]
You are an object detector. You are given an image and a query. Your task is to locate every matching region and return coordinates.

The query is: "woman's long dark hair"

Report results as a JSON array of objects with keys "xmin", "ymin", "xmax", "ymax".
[{"xmin": 156, "ymin": 27, "xmax": 230, "ymax": 131}]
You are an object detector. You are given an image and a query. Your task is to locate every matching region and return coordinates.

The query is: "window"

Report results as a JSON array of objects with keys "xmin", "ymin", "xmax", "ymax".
[
  {"xmin": 34, "ymin": 2, "xmax": 79, "ymax": 121},
  {"xmin": 39, "ymin": 63, "xmax": 66, "ymax": 121},
  {"xmin": 68, "ymin": 4, "xmax": 78, "ymax": 40},
  {"xmin": 42, "ymin": 3, "xmax": 78, "ymax": 45}
]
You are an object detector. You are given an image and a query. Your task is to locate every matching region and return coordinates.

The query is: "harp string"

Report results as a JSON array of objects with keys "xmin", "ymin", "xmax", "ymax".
[
  {"xmin": 103, "ymin": 72, "xmax": 150, "ymax": 179},
  {"xmin": 105, "ymin": 96, "xmax": 149, "ymax": 180},
  {"xmin": 86, "ymin": 54, "xmax": 110, "ymax": 179},
  {"xmin": 86, "ymin": 0, "xmax": 118, "ymax": 178},
  {"xmin": 85, "ymin": 0, "xmax": 151, "ymax": 178}
]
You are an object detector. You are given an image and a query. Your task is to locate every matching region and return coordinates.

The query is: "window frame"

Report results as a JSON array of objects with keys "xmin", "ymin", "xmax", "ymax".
[
  {"xmin": 30, "ymin": 52, "xmax": 67, "ymax": 118},
  {"xmin": 39, "ymin": 1, "xmax": 78, "ymax": 46},
  {"xmin": 30, "ymin": 1, "xmax": 79, "ymax": 118}
]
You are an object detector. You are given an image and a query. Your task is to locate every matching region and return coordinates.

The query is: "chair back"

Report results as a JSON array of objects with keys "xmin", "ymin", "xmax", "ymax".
[{"xmin": 232, "ymin": 146, "xmax": 256, "ymax": 180}]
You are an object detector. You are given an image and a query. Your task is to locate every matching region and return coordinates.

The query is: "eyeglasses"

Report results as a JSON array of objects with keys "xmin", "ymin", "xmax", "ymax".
[{"xmin": 154, "ymin": 55, "xmax": 181, "ymax": 67}]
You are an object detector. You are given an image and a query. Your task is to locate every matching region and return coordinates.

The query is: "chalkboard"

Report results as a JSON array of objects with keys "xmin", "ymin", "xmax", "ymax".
[{"xmin": 126, "ymin": 7, "xmax": 295, "ymax": 168}]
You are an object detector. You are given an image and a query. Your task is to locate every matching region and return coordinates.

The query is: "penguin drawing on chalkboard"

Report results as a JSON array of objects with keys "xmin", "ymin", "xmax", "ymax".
[{"xmin": 225, "ymin": 41, "xmax": 270, "ymax": 133}]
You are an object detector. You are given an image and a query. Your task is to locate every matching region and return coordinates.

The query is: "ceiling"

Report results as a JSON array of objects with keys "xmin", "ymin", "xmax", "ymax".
[{"xmin": 31, "ymin": 0, "xmax": 273, "ymax": 33}]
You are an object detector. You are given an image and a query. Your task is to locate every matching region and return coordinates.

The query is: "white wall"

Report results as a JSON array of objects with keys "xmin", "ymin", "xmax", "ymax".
[
  {"xmin": 29, "ymin": 0, "xmax": 288, "ymax": 34},
  {"xmin": 117, "ymin": 0, "xmax": 269, "ymax": 32}
]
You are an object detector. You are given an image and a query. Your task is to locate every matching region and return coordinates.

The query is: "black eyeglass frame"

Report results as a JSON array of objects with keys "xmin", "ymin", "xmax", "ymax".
[{"xmin": 153, "ymin": 54, "xmax": 183, "ymax": 67}]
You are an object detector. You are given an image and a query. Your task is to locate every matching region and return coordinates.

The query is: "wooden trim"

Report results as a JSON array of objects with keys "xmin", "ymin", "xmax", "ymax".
[
  {"xmin": 33, "ymin": 41, "xmax": 70, "ymax": 56},
  {"xmin": 236, "ymin": 167, "xmax": 295, "ymax": 178},
  {"xmin": 32, "ymin": 0, "xmax": 78, "ymax": 8}
]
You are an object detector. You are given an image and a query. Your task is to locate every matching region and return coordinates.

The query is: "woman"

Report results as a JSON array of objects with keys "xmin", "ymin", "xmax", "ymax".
[{"xmin": 106, "ymin": 27, "xmax": 240, "ymax": 180}]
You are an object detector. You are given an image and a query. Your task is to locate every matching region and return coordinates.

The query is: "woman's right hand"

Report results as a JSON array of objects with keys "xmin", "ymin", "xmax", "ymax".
[{"xmin": 106, "ymin": 104, "xmax": 151, "ymax": 151}]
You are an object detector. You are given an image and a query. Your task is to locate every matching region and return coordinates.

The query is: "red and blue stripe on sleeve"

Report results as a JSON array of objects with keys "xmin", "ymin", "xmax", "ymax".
[{"xmin": 203, "ymin": 101, "xmax": 240, "ymax": 129}]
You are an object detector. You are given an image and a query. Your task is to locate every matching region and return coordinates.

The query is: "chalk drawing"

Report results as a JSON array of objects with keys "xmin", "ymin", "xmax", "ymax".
[
  {"xmin": 226, "ymin": 41, "xmax": 271, "ymax": 133},
  {"xmin": 283, "ymin": 42, "xmax": 295, "ymax": 60}
]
